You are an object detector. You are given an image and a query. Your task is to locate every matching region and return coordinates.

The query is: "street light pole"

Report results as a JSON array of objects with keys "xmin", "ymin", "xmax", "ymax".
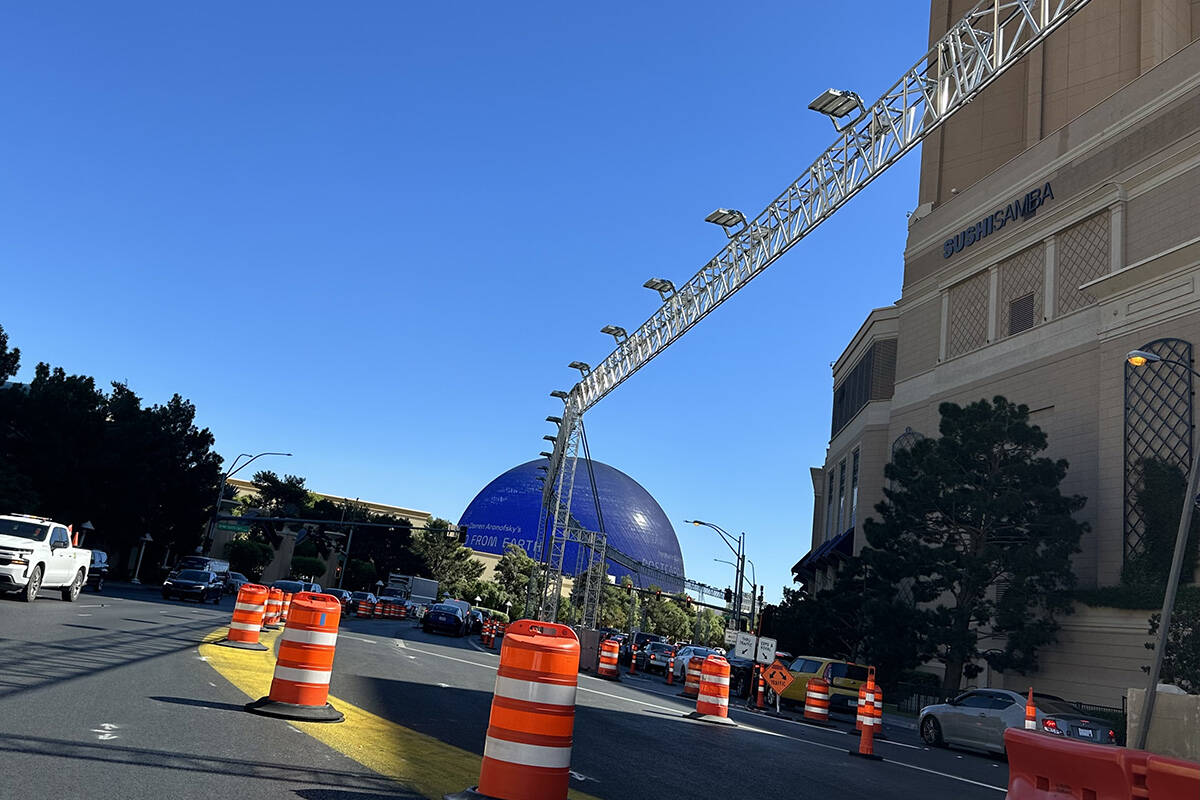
[
  {"xmin": 204, "ymin": 451, "xmax": 292, "ymax": 554},
  {"xmin": 686, "ymin": 519, "xmax": 747, "ymax": 631},
  {"xmin": 714, "ymin": 556, "xmax": 757, "ymax": 630},
  {"xmin": 1126, "ymin": 350, "xmax": 1200, "ymax": 750}
]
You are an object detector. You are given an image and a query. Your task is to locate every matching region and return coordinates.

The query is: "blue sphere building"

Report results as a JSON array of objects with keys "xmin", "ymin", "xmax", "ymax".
[{"xmin": 457, "ymin": 459, "xmax": 684, "ymax": 591}]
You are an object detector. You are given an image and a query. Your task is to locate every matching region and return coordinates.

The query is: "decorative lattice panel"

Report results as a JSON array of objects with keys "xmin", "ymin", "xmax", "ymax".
[
  {"xmin": 1124, "ymin": 338, "xmax": 1193, "ymax": 560},
  {"xmin": 1057, "ymin": 212, "xmax": 1110, "ymax": 315},
  {"xmin": 947, "ymin": 271, "xmax": 989, "ymax": 357},
  {"xmin": 1000, "ymin": 244, "xmax": 1044, "ymax": 336}
]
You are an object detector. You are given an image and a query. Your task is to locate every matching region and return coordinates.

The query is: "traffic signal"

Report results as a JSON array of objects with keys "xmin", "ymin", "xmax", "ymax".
[
  {"xmin": 654, "ymin": 589, "xmax": 662, "ymax": 600},
  {"xmin": 625, "ymin": 583, "xmax": 633, "ymax": 595},
  {"xmin": 724, "ymin": 588, "xmax": 733, "ymax": 603}
]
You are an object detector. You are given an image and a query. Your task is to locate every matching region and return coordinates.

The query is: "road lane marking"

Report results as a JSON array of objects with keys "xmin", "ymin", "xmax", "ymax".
[
  {"xmin": 394, "ymin": 639, "xmax": 406, "ymax": 649},
  {"xmin": 398, "ymin": 641, "xmax": 1006, "ymax": 792},
  {"xmin": 340, "ymin": 635, "xmax": 376, "ymax": 644},
  {"xmin": 200, "ymin": 628, "xmax": 599, "ymax": 800}
]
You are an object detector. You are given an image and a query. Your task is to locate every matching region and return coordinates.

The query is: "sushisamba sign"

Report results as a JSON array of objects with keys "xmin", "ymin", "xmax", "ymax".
[{"xmin": 943, "ymin": 182, "xmax": 1054, "ymax": 259}]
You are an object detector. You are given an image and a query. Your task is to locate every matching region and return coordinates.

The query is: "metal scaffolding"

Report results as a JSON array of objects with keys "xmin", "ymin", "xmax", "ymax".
[{"xmin": 535, "ymin": 0, "xmax": 1096, "ymax": 623}]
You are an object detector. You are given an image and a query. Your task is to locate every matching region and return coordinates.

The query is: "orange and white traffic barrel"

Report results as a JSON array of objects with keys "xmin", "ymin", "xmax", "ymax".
[
  {"xmin": 399, "ymin": 603, "xmax": 408, "ymax": 619},
  {"xmin": 280, "ymin": 592, "xmax": 293, "ymax": 624},
  {"xmin": 245, "ymin": 591, "xmax": 344, "ymax": 723},
  {"xmin": 263, "ymin": 587, "xmax": 284, "ymax": 629},
  {"xmin": 1024, "ymin": 687, "xmax": 1036, "ymax": 729},
  {"xmin": 683, "ymin": 656, "xmax": 703, "ymax": 697},
  {"xmin": 356, "ymin": 599, "xmax": 373, "ymax": 619},
  {"xmin": 597, "ymin": 639, "xmax": 620, "ymax": 679},
  {"xmin": 804, "ymin": 676, "xmax": 831, "ymax": 723},
  {"xmin": 693, "ymin": 655, "xmax": 732, "ymax": 720},
  {"xmin": 218, "ymin": 583, "xmax": 269, "ymax": 651},
  {"xmin": 446, "ymin": 620, "xmax": 580, "ymax": 800}
]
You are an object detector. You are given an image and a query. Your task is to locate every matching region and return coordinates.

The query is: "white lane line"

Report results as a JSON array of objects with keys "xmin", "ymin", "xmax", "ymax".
[
  {"xmin": 80, "ymin": 604, "xmax": 103, "ymax": 608},
  {"xmin": 77, "ymin": 613, "xmax": 93, "ymax": 617},
  {"xmin": 394, "ymin": 639, "xmax": 406, "ymax": 649},
  {"xmin": 400, "ymin": 643, "xmax": 1005, "ymax": 792},
  {"xmin": 341, "ymin": 634, "xmax": 377, "ymax": 644}
]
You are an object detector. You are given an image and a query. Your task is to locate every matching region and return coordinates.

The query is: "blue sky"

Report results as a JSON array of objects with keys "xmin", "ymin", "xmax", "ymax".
[{"xmin": 2, "ymin": 2, "xmax": 929, "ymax": 604}]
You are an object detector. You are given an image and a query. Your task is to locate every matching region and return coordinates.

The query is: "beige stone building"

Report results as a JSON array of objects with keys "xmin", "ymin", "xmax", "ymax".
[
  {"xmin": 795, "ymin": 0, "xmax": 1200, "ymax": 705},
  {"xmin": 212, "ymin": 478, "xmax": 432, "ymax": 587}
]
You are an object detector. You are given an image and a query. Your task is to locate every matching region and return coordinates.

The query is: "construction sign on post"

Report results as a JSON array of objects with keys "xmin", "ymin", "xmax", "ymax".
[
  {"xmin": 734, "ymin": 632, "xmax": 757, "ymax": 660},
  {"xmin": 755, "ymin": 636, "xmax": 777, "ymax": 665},
  {"xmin": 762, "ymin": 659, "xmax": 794, "ymax": 697}
]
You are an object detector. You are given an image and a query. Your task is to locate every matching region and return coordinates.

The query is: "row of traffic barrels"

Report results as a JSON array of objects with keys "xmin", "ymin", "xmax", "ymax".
[{"xmin": 354, "ymin": 599, "xmax": 409, "ymax": 620}]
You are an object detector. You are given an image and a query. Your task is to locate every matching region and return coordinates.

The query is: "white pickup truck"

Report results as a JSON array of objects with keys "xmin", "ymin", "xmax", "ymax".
[{"xmin": 0, "ymin": 513, "xmax": 90, "ymax": 602}]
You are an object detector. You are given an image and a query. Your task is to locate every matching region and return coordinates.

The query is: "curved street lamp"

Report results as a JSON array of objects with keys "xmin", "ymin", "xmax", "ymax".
[
  {"xmin": 685, "ymin": 519, "xmax": 747, "ymax": 630},
  {"xmin": 1125, "ymin": 349, "xmax": 1198, "ymax": 749},
  {"xmin": 204, "ymin": 451, "xmax": 292, "ymax": 554}
]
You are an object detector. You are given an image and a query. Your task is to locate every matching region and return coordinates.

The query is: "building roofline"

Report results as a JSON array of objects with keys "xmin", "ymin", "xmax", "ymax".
[{"xmin": 225, "ymin": 477, "xmax": 432, "ymax": 520}]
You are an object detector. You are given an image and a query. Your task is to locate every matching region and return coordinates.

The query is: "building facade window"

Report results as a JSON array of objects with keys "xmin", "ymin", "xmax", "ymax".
[
  {"xmin": 825, "ymin": 469, "xmax": 835, "ymax": 540},
  {"xmin": 835, "ymin": 459, "xmax": 847, "ymax": 535},
  {"xmin": 850, "ymin": 449, "xmax": 860, "ymax": 529},
  {"xmin": 831, "ymin": 339, "xmax": 897, "ymax": 436}
]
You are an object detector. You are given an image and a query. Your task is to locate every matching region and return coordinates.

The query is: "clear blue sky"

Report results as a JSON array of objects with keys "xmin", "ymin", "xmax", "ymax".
[{"xmin": 2, "ymin": 2, "xmax": 929, "ymax": 604}]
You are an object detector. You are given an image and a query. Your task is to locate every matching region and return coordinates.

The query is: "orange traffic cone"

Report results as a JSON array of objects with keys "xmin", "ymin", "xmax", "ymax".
[
  {"xmin": 1025, "ymin": 687, "xmax": 1036, "ymax": 730},
  {"xmin": 849, "ymin": 667, "xmax": 882, "ymax": 760}
]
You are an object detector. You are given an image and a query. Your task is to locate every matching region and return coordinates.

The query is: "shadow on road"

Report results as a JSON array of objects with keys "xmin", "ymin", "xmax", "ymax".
[
  {"xmin": 0, "ymin": 617, "xmax": 218, "ymax": 700},
  {"xmin": 150, "ymin": 695, "xmax": 248, "ymax": 713},
  {"xmin": 294, "ymin": 790, "xmax": 422, "ymax": 800},
  {"xmin": 0, "ymin": 733, "xmax": 414, "ymax": 796}
]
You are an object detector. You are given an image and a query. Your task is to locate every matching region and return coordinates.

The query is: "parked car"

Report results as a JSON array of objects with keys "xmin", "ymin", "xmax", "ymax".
[
  {"xmin": 301, "ymin": 581, "xmax": 322, "ymax": 593},
  {"xmin": 635, "ymin": 641, "xmax": 675, "ymax": 675},
  {"xmin": 271, "ymin": 580, "xmax": 305, "ymax": 596},
  {"xmin": 469, "ymin": 608, "xmax": 486, "ymax": 634},
  {"xmin": 225, "ymin": 571, "xmax": 249, "ymax": 593},
  {"xmin": 0, "ymin": 514, "xmax": 91, "ymax": 602},
  {"xmin": 441, "ymin": 599, "xmax": 472, "ymax": 635},
  {"xmin": 88, "ymin": 549, "xmax": 109, "ymax": 591},
  {"xmin": 324, "ymin": 588, "xmax": 352, "ymax": 612},
  {"xmin": 162, "ymin": 569, "xmax": 223, "ymax": 603},
  {"xmin": 775, "ymin": 656, "xmax": 870, "ymax": 710},
  {"xmin": 919, "ymin": 690, "xmax": 1118, "ymax": 754},
  {"xmin": 423, "ymin": 603, "xmax": 468, "ymax": 636},
  {"xmin": 620, "ymin": 631, "xmax": 666, "ymax": 665},
  {"xmin": 671, "ymin": 645, "xmax": 723, "ymax": 682}
]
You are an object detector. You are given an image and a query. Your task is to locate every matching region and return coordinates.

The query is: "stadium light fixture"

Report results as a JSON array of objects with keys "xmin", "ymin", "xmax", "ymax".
[
  {"xmin": 808, "ymin": 88, "xmax": 865, "ymax": 131},
  {"xmin": 550, "ymin": 390, "xmax": 569, "ymax": 400},
  {"xmin": 568, "ymin": 361, "xmax": 591, "ymax": 376},
  {"xmin": 643, "ymin": 277, "xmax": 676, "ymax": 300},
  {"xmin": 600, "ymin": 325, "xmax": 627, "ymax": 342},
  {"xmin": 704, "ymin": 208, "xmax": 746, "ymax": 237},
  {"xmin": 546, "ymin": 416, "xmax": 563, "ymax": 426}
]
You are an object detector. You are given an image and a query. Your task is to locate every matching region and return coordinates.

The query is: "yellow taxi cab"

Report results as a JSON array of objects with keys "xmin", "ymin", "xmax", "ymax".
[{"xmin": 776, "ymin": 656, "xmax": 872, "ymax": 710}]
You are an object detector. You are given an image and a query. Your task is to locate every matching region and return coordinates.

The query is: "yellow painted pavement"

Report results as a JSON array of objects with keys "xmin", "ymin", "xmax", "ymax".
[{"xmin": 199, "ymin": 627, "xmax": 600, "ymax": 800}]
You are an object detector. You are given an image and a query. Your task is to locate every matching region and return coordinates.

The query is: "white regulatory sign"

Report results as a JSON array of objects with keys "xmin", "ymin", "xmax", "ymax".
[
  {"xmin": 723, "ymin": 629, "xmax": 738, "ymax": 647},
  {"xmin": 755, "ymin": 636, "xmax": 777, "ymax": 665},
  {"xmin": 735, "ymin": 632, "xmax": 757, "ymax": 660}
]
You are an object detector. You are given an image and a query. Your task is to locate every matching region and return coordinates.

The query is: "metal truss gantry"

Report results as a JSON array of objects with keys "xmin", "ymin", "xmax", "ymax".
[{"xmin": 535, "ymin": 0, "xmax": 1096, "ymax": 623}]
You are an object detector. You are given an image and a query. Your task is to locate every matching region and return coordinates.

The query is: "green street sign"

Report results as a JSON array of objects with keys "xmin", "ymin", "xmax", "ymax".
[{"xmin": 216, "ymin": 520, "xmax": 251, "ymax": 533}]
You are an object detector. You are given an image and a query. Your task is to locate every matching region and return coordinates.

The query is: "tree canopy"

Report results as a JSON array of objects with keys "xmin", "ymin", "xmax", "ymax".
[
  {"xmin": 863, "ymin": 396, "xmax": 1086, "ymax": 696},
  {"xmin": 0, "ymin": 325, "xmax": 223, "ymax": 575}
]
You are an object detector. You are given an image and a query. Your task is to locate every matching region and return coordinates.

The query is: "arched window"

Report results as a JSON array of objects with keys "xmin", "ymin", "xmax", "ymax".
[{"xmin": 1124, "ymin": 338, "xmax": 1193, "ymax": 561}]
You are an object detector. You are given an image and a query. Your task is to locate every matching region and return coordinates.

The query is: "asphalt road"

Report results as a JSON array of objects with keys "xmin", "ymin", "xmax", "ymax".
[{"xmin": 0, "ymin": 584, "xmax": 1011, "ymax": 800}]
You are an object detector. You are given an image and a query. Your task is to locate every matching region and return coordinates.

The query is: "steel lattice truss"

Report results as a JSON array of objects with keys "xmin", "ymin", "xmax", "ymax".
[
  {"xmin": 572, "ymin": 0, "xmax": 1093, "ymax": 413},
  {"xmin": 537, "ymin": 0, "xmax": 1096, "ymax": 622},
  {"xmin": 1124, "ymin": 339, "xmax": 1194, "ymax": 560}
]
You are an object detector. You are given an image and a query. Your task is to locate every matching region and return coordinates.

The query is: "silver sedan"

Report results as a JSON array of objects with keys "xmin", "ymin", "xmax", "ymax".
[{"xmin": 918, "ymin": 689, "xmax": 1118, "ymax": 754}]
